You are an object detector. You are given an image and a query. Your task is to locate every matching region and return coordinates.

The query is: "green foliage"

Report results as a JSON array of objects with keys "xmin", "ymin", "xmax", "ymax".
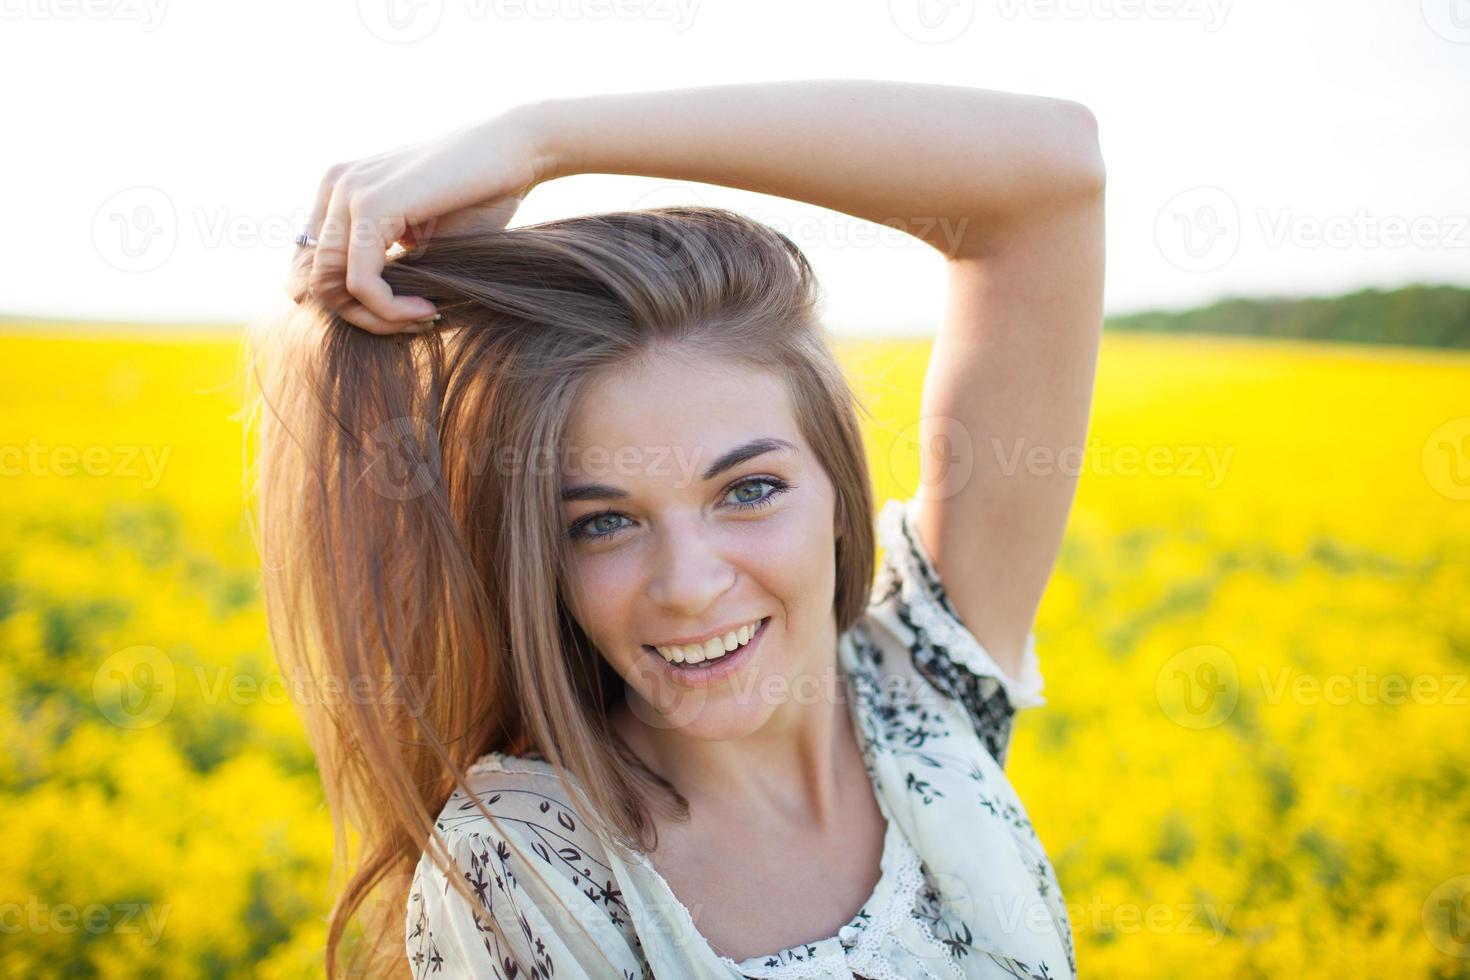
[{"xmin": 1108, "ymin": 284, "xmax": 1470, "ymax": 349}]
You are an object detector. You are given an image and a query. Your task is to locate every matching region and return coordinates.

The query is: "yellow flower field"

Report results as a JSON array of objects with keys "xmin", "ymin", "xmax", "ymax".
[{"xmin": 2, "ymin": 328, "xmax": 1467, "ymax": 978}]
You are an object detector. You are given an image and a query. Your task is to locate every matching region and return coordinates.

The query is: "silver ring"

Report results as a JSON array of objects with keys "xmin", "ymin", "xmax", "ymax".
[{"xmin": 294, "ymin": 233, "xmax": 318, "ymax": 248}]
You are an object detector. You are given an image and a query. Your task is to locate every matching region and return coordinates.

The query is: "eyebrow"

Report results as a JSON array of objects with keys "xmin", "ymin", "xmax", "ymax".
[{"xmin": 560, "ymin": 437, "xmax": 797, "ymax": 503}]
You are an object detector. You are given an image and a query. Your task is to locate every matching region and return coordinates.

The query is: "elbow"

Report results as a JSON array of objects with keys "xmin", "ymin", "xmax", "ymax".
[
  {"xmin": 985, "ymin": 96, "xmax": 1107, "ymax": 219},
  {"xmin": 1050, "ymin": 98, "xmax": 1106, "ymax": 198},
  {"xmin": 948, "ymin": 95, "xmax": 1107, "ymax": 259}
]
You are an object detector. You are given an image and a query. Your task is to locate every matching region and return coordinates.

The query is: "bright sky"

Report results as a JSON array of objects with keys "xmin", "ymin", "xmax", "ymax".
[{"xmin": 1, "ymin": 0, "xmax": 1466, "ymax": 335}]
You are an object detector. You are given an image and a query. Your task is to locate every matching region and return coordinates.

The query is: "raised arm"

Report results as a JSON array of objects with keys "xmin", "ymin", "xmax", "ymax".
[
  {"xmin": 527, "ymin": 79, "xmax": 1102, "ymax": 259},
  {"xmin": 528, "ymin": 80, "xmax": 1106, "ymax": 683},
  {"xmin": 294, "ymin": 80, "xmax": 1105, "ymax": 691}
]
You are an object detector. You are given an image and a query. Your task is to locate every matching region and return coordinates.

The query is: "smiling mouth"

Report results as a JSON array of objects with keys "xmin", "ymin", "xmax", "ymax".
[{"xmin": 642, "ymin": 616, "xmax": 770, "ymax": 669}]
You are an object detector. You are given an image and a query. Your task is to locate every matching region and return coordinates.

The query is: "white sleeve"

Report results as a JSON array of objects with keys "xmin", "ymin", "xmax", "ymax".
[
  {"xmin": 405, "ymin": 820, "xmax": 644, "ymax": 979},
  {"xmin": 406, "ymin": 828, "xmax": 536, "ymax": 979}
]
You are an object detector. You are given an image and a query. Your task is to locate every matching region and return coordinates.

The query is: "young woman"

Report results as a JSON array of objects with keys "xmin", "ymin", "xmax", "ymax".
[{"xmin": 248, "ymin": 79, "xmax": 1104, "ymax": 979}]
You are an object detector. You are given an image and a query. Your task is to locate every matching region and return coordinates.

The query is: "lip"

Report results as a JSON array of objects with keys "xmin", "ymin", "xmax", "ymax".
[{"xmin": 642, "ymin": 616, "xmax": 770, "ymax": 686}]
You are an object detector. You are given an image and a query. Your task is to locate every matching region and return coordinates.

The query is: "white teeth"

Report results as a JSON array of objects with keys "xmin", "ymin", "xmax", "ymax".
[{"xmin": 653, "ymin": 618, "xmax": 764, "ymax": 666}]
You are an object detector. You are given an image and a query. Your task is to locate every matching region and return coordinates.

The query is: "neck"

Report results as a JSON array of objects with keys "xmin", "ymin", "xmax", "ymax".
[{"xmin": 615, "ymin": 625, "xmax": 859, "ymax": 830}]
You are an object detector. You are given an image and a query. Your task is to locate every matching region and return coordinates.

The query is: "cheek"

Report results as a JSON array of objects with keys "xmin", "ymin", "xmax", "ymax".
[
  {"xmin": 562, "ymin": 556, "xmax": 638, "ymax": 659},
  {"xmin": 756, "ymin": 506, "xmax": 832, "ymax": 575},
  {"xmin": 733, "ymin": 505, "xmax": 837, "ymax": 618}
]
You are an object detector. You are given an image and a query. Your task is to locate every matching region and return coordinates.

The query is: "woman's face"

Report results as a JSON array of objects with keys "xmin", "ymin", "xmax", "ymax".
[{"xmin": 559, "ymin": 348, "xmax": 842, "ymax": 740}]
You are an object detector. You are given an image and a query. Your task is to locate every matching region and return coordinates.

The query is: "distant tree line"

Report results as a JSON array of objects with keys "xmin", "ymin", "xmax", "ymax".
[
  {"xmin": 1106, "ymin": 284, "xmax": 1470, "ymax": 350},
  {"xmin": 4, "ymin": 284, "xmax": 1469, "ymax": 349}
]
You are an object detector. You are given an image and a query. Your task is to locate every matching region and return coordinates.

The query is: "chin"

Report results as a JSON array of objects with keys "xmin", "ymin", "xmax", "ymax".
[{"xmin": 621, "ymin": 684, "xmax": 777, "ymax": 740}]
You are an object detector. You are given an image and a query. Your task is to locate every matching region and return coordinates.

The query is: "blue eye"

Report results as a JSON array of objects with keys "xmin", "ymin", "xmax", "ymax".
[{"xmin": 565, "ymin": 477, "xmax": 795, "ymax": 544}]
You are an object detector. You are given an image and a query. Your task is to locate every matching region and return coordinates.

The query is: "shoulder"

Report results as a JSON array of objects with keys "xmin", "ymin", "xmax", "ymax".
[
  {"xmin": 434, "ymin": 751, "xmax": 591, "ymax": 839},
  {"xmin": 406, "ymin": 752, "xmax": 645, "ymax": 979},
  {"xmin": 424, "ymin": 752, "xmax": 626, "ymax": 911}
]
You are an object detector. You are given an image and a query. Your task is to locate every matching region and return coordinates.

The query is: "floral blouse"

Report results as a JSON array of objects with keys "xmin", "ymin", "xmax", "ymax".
[{"xmin": 406, "ymin": 497, "xmax": 1076, "ymax": 979}]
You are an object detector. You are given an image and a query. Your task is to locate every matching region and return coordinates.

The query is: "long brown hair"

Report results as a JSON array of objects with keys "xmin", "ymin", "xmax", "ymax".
[{"xmin": 240, "ymin": 206, "xmax": 878, "ymax": 977}]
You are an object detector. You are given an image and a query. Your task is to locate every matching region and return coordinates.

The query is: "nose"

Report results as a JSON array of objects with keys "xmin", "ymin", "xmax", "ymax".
[{"xmin": 646, "ymin": 517, "xmax": 737, "ymax": 616}]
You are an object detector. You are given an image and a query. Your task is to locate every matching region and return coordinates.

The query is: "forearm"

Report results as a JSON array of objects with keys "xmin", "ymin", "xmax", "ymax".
[{"xmin": 520, "ymin": 79, "xmax": 1104, "ymax": 259}]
